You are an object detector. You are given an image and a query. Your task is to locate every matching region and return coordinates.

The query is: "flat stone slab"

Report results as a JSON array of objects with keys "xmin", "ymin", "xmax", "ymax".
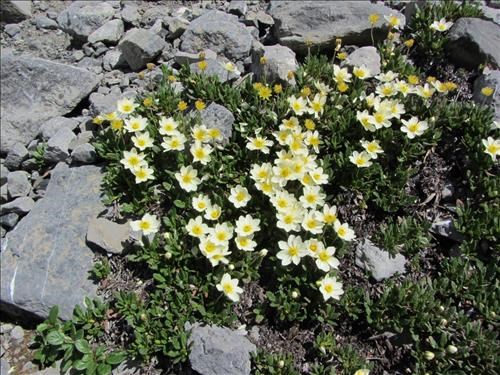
[{"xmin": 0, "ymin": 163, "xmax": 104, "ymax": 320}]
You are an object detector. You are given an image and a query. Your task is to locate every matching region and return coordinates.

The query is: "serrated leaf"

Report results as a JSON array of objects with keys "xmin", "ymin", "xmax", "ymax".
[{"xmin": 75, "ymin": 339, "xmax": 92, "ymax": 354}]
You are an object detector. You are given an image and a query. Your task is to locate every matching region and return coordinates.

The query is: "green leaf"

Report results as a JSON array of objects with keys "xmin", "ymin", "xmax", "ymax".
[
  {"xmin": 106, "ymin": 351, "xmax": 127, "ymax": 365},
  {"xmin": 75, "ymin": 339, "xmax": 92, "ymax": 354},
  {"xmin": 74, "ymin": 359, "xmax": 89, "ymax": 371},
  {"xmin": 97, "ymin": 363, "xmax": 112, "ymax": 375},
  {"xmin": 173, "ymin": 199, "xmax": 186, "ymax": 208},
  {"xmin": 48, "ymin": 306, "xmax": 59, "ymax": 324},
  {"xmin": 46, "ymin": 331, "xmax": 65, "ymax": 346},
  {"xmin": 36, "ymin": 323, "xmax": 49, "ymax": 333}
]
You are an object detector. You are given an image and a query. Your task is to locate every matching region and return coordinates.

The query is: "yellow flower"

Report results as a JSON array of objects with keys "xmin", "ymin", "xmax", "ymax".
[
  {"xmin": 337, "ymin": 52, "xmax": 347, "ymax": 60},
  {"xmin": 426, "ymin": 76, "xmax": 436, "ymax": 83},
  {"xmin": 110, "ymin": 119, "xmax": 123, "ymax": 131},
  {"xmin": 257, "ymin": 85, "xmax": 273, "ymax": 100},
  {"xmin": 304, "ymin": 119, "xmax": 315, "ymax": 131},
  {"xmin": 481, "ymin": 86, "xmax": 494, "ymax": 96},
  {"xmin": 195, "ymin": 99, "xmax": 206, "ymax": 111},
  {"xmin": 300, "ymin": 86, "xmax": 312, "ymax": 98},
  {"xmin": 337, "ymin": 82, "xmax": 349, "ymax": 93},
  {"xmin": 253, "ymin": 82, "xmax": 263, "ymax": 90},
  {"xmin": 259, "ymin": 56, "xmax": 267, "ymax": 65},
  {"xmin": 198, "ymin": 51, "xmax": 206, "ymax": 60},
  {"xmin": 93, "ymin": 115, "xmax": 104, "ymax": 125},
  {"xmin": 178, "ymin": 100, "xmax": 188, "ymax": 111},
  {"xmin": 444, "ymin": 81, "xmax": 458, "ymax": 91},
  {"xmin": 408, "ymin": 75, "xmax": 420, "ymax": 85},
  {"xmin": 146, "ymin": 62, "xmax": 155, "ymax": 71},
  {"xmin": 137, "ymin": 71, "xmax": 145, "ymax": 80},
  {"xmin": 287, "ymin": 70, "xmax": 295, "ymax": 80},
  {"xmin": 143, "ymin": 97, "xmax": 154, "ymax": 107},
  {"xmin": 197, "ymin": 60, "xmax": 208, "ymax": 71},
  {"xmin": 273, "ymin": 83, "xmax": 283, "ymax": 94},
  {"xmin": 168, "ymin": 74, "xmax": 176, "ymax": 82},
  {"xmin": 369, "ymin": 13, "xmax": 380, "ymax": 25},
  {"xmin": 384, "ymin": 14, "xmax": 402, "ymax": 29},
  {"xmin": 404, "ymin": 39, "xmax": 414, "ymax": 48}
]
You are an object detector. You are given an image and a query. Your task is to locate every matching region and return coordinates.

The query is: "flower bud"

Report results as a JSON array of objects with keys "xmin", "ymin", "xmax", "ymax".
[
  {"xmin": 446, "ymin": 345, "xmax": 458, "ymax": 354},
  {"xmin": 140, "ymin": 313, "xmax": 147, "ymax": 321},
  {"xmin": 164, "ymin": 252, "xmax": 172, "ymax": 259},
  {"xmin": 440, "ymin": 318, "xmax": 448, "ymax": 326},
  {"xmin": 439, "ymin": 306, "xmax": 445, "ymax": 312},
  {"xmin": 424, "ymin": 351, "xmax": 435, "ymax": 360},
  {"xmin": 277, "ymin": 360, "xmax": 285, "ymax": 368},
  {"xmin": 228, "ymin": 264, "xmax": 235, "ymax": 271},
  {"xmin": 291, "ymin": 291, "xmax": 299, "ymax": 299},
  {"xmin": 259, "ymin": 249, "xmax": 268, "ymax": 257}
]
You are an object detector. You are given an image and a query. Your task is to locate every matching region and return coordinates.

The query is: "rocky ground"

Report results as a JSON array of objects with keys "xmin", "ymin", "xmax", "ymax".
[{"xmin": 1, "ymin": 0, "xmax": 499, "ymax": 374}]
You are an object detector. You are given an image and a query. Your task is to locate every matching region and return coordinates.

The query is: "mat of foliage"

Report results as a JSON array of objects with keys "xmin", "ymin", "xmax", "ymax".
[{"xmin": 31, "ymin": 2, "xmax": 498, "ymax": 375}]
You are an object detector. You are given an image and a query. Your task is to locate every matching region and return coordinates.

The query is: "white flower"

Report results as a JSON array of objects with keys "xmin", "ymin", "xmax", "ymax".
[
  {"xmin": 190, "ymin": 142, "xmax": 213, "ymax": 165},
  {"xmin": 204, "ymin": 204, "xmax": 222, "ymax": 221},
  {"xmin": 334, "ymin": 221, "xmax": 356, "ymax": 241},
  {"xmin": 307, "ymin": 94, "xmax": 327, "ymax": 118},
  {"xmin": 375, "ymin": 71, "xmax": 399, "ymax": 82},
  {"xmin": 276, "ymin": 204, "xmax": 304, "ymax": 232},
  {"xmin": 235, "ymin": 235, "xmax": 257, "ymax": 251},
  {"xmin": 130, "ymin": 213, "xmax": 160, "ymax": 236},
  {"xmin": 333, "ymin": 64, "xmax": 352, "ymax": 83},
  {"xmin": 158, "ymin": 116, "xmax": 178, "ymax": 135},
  {"xmin": 315, "ymin": 246, "xmax": 340, "ymax": 272},
  {"xmin": 360, "ymin": 139, "xmax": 384, "ymax": 159},
  {"xmin": 482, "ymin": 137, "xmax": 500, "ymax": 161},
  {"xmin": 124, "ymin": 116, "xmax": 148, "ymax": 133},
  {"xmin": 207, "ymin": 248, "xmax": 232, "ymax": 267},
  {"xmin": 353, "ymin": 65, "xmax": 371, "ymax": 80},
  {"xmin": 192, "ymin": 194, "xmax": 211, "ymax": 212},
  {"xmin": 401, "ymin": 117, "xmax": 429, "ymax": 139},
  {"xmin": 415, "ymin": 83, "xmax": 435, "ymax": 99},
  {"xmin": 305, "ymin": 238, "xmax": 324, "ymax": 257},
  {"xmin": 210, "ymin": 222, "xmax": 234, "ymax": 245},
  {"xmin": 186, "ymin": 216, "xmax": 209, "ymax": 238},
  {"xmin": 301, "ymin": 210, "xmax": 324, "ymax": 234},
  {"xmin": 132, "ymin": 165, "xmax": 155, "ymax": 184},
  {"xmin": 309, "ymin": 167, "xmax": 328, "ymax": 185},
  {"xmin": 277, "ymin": 234, "xmax": 307, "ymax": 266},
  {"xmin": 349, "ymin": 151, "xmax": 373, "ymax": 168},
  {"xmin": 354, "ymin": 369, "xmax": 370, "ymax": 375},
  {"xmin": 384, "ymin": 14, "xmax": 402, "ymax": 30},
  {"xmin": 228, "ymin": 185, "xmax": 251, "ymax": 208},
  {"xmin": 246, "ymin": 135, "xmax": 273, "ymax": 154},
  {"xmin": 300, "ymin": 185, "xmax": 326, "ymax": 209},
  {"xmin": 369, "ymin": 110, "xmax": 392, "ymax": 129},
  {"xmin": 287, "ymin": 95, "xmax": 308, "ymax": 115},
  {"xmin": 161, "ymin": 131, "xmax": 187, "ymax": 152},
  {"xmin": 175, "ymin": 165, "xmax": 201, "ymax": 192},
  {"xmin": 117, "ymin": 97, "xmax": 138, "ymax": 115},
  {"xmin": 357, "ymin": 110, "xmax": 376, "ymax": 132},
  {"xmin": 321, "ymin": 204, "xmax": 338, "ymax": 225},
  {"xmin": 192, "ymin": 124, "xmax": 209, "ymax": 143},
  {"xmin": 216, "ymin": 273, "xmax": 244, "ymax": 302},
  {"xmin": 131, "ymin": 132, "xmax": 154, "ymax": 151},
  {"xmin": 430, "ymin": 18, "xmax": 453, "ymax": 32},
  {"xmin": 120, "ymin": 148, "xmax": 147, "ymax": 171},
  {"xmin": 199, "ymin": 235, "xmax": 224, "ymax": 258},
  {"xmin": 319, "ymin": 276, "xmax": 344, "ymax": 301},
  {"xmin": 223, "ymin": 61, "xmax": 240, "ymax": 75},
  {"xmin": 235, "ymin": 214, "xmax": 261, "ymax": 237}
]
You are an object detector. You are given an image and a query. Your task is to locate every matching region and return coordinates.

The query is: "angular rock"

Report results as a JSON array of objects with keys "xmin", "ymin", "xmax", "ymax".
[
  {"xmin": 164, "ymin": 15, "xmax": 190, "ymax": 40},
  {"xmin": 174, "ymin": 49, "xmax": 217, "ymax": 65},
  {"xmin": 228, "ymin": 1, "xmax": 248, "ymax": 17},
  {"xmin": 86, "ymin": 218, "xmax": 131, "ymax": 254},
  {"xmin": 0, "ymin": 163, "xmax": 103, "ymax": 320},
  {"xmin": 345, "ymin": 46, "xmax": 381, "ymax": 76},
  {"xmin": 447, "ymin": 18, "xmax": 500, "ymax": 68},
  {"xmin": 4, "ymin": 143, "xmax": 28, "ymax": 170},
  {"xmin": 9, "ymin": 325, "xmax": 24, "ymax": 342},
  {"xmin": 1, "ymin": 164, "xmax": 9, "ymax": 185},
  {"xmin": 269, "ymin": 1, "xmax": 405, "ymax": 54},
  {"xmin": 198, "ymin": 103, "xmax": 234, "ymax": 144},
  {"xmin": 44, "ymin": 127, "xmax": 76, "ymax": 164},
  {"xmin": 89, "ymin": 90, "xmax": 122, "ymax": 115},
  {"xmin": 180, "ymin": 10, "xmax": 255, "ymax": 61},
  {"xmin": 473, "ymin": 69, "xmax": 500, "ymax": 121},
  {"xmin": 430, "ymin": 218, "xmax": 465, "ymax": 242},
  {"xmin": 118, "ymin": 28, "xmax": 166, "ymax": 71},
  {"xmin": 0, "ymin": 53, "xmax": 99, "ymax": 154},
  {"xmin": 71, "ymin": 143, "xmax": 97, "ymax": 164},
  {"xmin": 251, "ymin": 44, "xmax": 298, "ymax": 84},
  {"xmin": 481, "ymin": 2, "xmax": 500, "ymax": 26},
  {"xmin": 102, "ymin": 49, "xmax": 128, "ymax": 71},
  {"xmin": 0, "ymin": 0, "xmax": 32, "ymax": 24},
  {"xmin": 57, "ymin": 1, "xmax": 115, "ymax": 44},
  {"xmin": 7, "ymin": 171, "xmax": 30, "ymax": 199},
  {"xmin": 69, "ymin": 131, "xmax": 94, "ymax": 150},
  {"xmin": 0, "ymin": 184, "xmax": 8, "ymax": 203},
  {"xmin": 355, "ymin": 239, "xmax": 407, "ymax": 281},
  {"xmin": 0, "ymin": 213, "xmax": 19, "ymax": 230},
  {"xmin": 4, "ymin": 23, "xmax": 21, "ymax": 37},
  {"xmin": 35, "ymin": 16, "xmax": 59, "ymax": 30},
  {"xmin": 188, "ymin": 323, "xmax": 256, "ymax": 375},
  {"xmin": 121, "ymin": 4, "xmax": 140, "ymax": 25},
  {"xmin": 88, "ymin": 19, "xmax": 124, "ymax": 45},
  {"xmin": 0, "ymin": 196, "xmax": 34, "ymax": 215},
  {"xmin": 39, "ymin": 117, "xmax": 80, "ymax": 141},
  {"xmin": 245, "ymin": 10, "xmax": 274, "ymax": 28}
]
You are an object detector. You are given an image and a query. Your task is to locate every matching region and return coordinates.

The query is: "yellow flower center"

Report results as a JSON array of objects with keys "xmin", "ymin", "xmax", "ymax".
[
  {"xmin": 139, "ymin": 221, "xmax": 151, "ymax": 230},
  {"xmin": 319, "ymin": 251, "xmax": 329, "ymax": 261},
  {"xmin": 288, "ymin": 246, "xmax": 298, "ymax": 256},
  {"xmin": 324, "ymin": 284, "xmax": 333, "ymax": 293},
  {"xmin": 223, "ymin": 283, "xmax": 234, "ymax": 294},
  {"xmin": 338, "ymin": 227, "xmax": 346, "ymax": 237}
]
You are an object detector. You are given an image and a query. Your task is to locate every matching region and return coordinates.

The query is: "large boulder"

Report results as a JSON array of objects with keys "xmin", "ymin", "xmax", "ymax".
[
  {"xmin": 187, "ymin": 323, "xmax": 256, "ymax": 375},
  {"xmin": 57, "ymin": 1, "xmax": 116, "ymax": 44},
  {"xmin": 118, "ymin": 28, "xmax": 166, "ymax": 71},
  {"xmin": 268, "ymin": 1, "xmax": 405, "ymax": 54},
  {"xmin": 447, "ymin": 18, "xmax": 500, "ymax": 69},
  {"xmin": 0, "ymin": 163, "xmax": 104, "ymax": 320},
  {"xmin": 180, "ymin": 10, "xmax": 255, "ymax": 61},
  {"xmin": 88, "ymin": 18, "xmax": 124, "ymax": 45},
  {"xmin": 0, "ymin": 0, "xmax": 32, "ymax": 24},
  {"xmin": 251, "ymin": 44, "xmax": 298, "ymax": 84},
  {"xmin": 0, "ymin": 53, "xmax": 99, "ymax": 155}
]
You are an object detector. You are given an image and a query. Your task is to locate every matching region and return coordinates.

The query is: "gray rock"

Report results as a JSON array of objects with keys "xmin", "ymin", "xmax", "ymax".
[
  {"xmin": 93, "ymin": 41, "xmax": 108, "ymax": 57},
  {"xmin": 188, "ymin": 323, "xmax": 256, "ymax": 375},
  {"xmin": 118, "ymin": 28, "xmax": 166, "ymax": 71},
  {"xmin": 149, "ymin": 19, "xmax": 165, "ymax": 37},
  {"xmin": 190, "ymin": 59, "xmax": 232, "ymax": 82},
  {"xmin": 228, "ymin": 1, "xmax": 248, "ymax": 17},
  {"xmin": 245, "ymin": 10, "xmax": 274, "ymax": 28},
  {"xmin": 69, "ymin": 131, "xmax": 94, "ymax": 150},
  {"xmin": 0, "ymin": 213, "xmax": 19, "ymax": 229},
  {"xmin": 0, "ymin": 0, "xmax": 32, "ymax": 24},
  {"xmin": 86, "ymin": 217, "xmax": 131, "ymax": 254},
  {"xmin": 0, "ymin": 359, "xmax": 10, "ymax": 375},
  {"xmin": 21, "ymin": 158, "xmax": 38, "ymax": 172},
  {"xmin": 447, "ymin": 18, "xmax": 500, "ymax": 68},
  {"xmin": 180, "ymin": 10, "xmax": 255, "ymax": 61},
  {"xmin": 355, "ymin": 239, "xmax": 407, "ymax": 281},
  {"xmin": 0, "ymin": 184, "xmax": 8, "ymax": 203},
  {"xmin": 198, "ymin": 103, "xmax": 234, "ymax": 144},
  {"xmin": 7, "ymin": 171, "xmax": 30, "ymax": 198},
  {"xmin": 89, "ymin": 90, "xmax": 122, "ymax": 115},
  {"xmin": 77, "ymin": 56, "xmax": 103, "ymax": 74},
  {"xmin": 0, "ymin": 196, "xmax": 35, "ymax": 215},
  {"xmin": 1, "ymin": 227, "xmax": 6, "ymax": 238},
  {"xmin": 72, "ymin": 50, "xmax": 85, "ymax": 62},
  {"xmin": 4, "ymin": 143, "xmax": 28, "ymax": 170},
  {"xmin": 35, "ymin": 16, "xmax": 59, "ymax": 30},
  {"xmin": 0, "ymin": 53, "xmax": 99, "ymax": 155},
  {"xmin": 40, "ymin": 117, "xmax": 80, "ymax": 141},
  {"xmin": 481, "ymin": 2, "xmax": 500, "ymax": 25},
  {"xmin": 57, "ymin": 1, "xmax": 115, "ymax": 44},
  {"xmin": 269, "ymin": 1, "xmax": 405, "ymax": 54},
  {"xmin": 0, "ymin": 322, "xmax": 14, "ymax": 334},
  {"xmin": 102, "ymin": 48, "xmax": 128, "ymax": 71},
  {"xmin": 121, "ymin": 4, "xmax": 140, "ymax": 25},
  {"xmin": 71, "ymin": 143, "xmax": 97, "ymax": 164},
  {"xmin": 473, "ymin": 69, "xmax": 500, "ymax": 121},
  {"xmin": 345, "ymin": 46, "xmax": 381, "ymax": 76},
  {"xmin": 251, "ymin": 44, "xmax": 298, "ymax": 84},
  {"xmin": 165, "ymin": 16, "xmax": 190, "ymax": 40},
  {"xmin": 174, "ymin": 49, "xmax": 217, "ymax": 65},
  {"xmin": 9, "ymin": 325, "xmax": 24, "ymax": 342},
  {"xmin": 4, "ymin": 23, "xmax": 21, "ymax": 37},
  {"xmin": 430, "ymin": 218, "xmax": 465, "ymax": 242},
  {"xmin": 88, "ymin": 19, "xmax": 124, "ymax": 45},
  {"xmin": 0, "ymin": 163, "xmax": 103, "ymax": 320},
  {"xmin": 1, "ymin": 164, "xmax": 9, "ymax": 185},
  {"xmin": 44, "ymin": 128, "xmax": 76, "ymax": 164}
]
